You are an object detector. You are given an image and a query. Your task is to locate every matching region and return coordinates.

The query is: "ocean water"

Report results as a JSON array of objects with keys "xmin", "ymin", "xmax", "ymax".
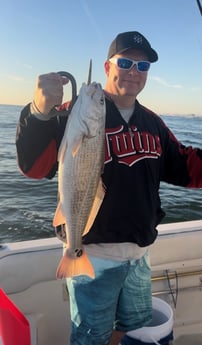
[{"xmin": 0, "ymin": 104, "xmax": 201, "ymax": 243}]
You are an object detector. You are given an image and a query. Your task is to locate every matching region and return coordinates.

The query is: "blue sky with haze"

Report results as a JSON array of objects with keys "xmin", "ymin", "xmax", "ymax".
[{"xmin": 0, "ymin": 0, "xmax": 201, "ymax": 115}]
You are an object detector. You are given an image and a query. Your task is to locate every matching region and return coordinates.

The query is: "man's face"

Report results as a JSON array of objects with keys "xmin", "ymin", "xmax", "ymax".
[{"xmin": 105, "ymin": 49, "xmax": 149, "ymax": 99}]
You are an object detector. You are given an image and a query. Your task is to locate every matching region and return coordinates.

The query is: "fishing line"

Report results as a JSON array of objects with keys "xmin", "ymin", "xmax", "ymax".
[
  {"xmin": 165, "ymin": 269, "xmax": 179, "ymax": 308},
  {"xmin": 196, "ymin": 0, "xmax": 202, "ymax": 16}
]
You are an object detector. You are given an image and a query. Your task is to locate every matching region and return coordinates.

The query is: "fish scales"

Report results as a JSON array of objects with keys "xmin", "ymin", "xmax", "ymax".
[
  {"xmin": 53, "ymin": 82, "xmax": 105, "ymax": 279},
  {"xmin": 63, "ymin": 134, "xmax": 104, "ymax": 250}
]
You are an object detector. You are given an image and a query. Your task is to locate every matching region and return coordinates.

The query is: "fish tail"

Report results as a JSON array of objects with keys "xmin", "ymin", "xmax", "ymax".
[{"xmin": 56, "ymin": 249, "xmax": 95, "ymax": 279}]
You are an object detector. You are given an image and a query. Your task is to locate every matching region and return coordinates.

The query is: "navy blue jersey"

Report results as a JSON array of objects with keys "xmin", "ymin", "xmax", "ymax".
[{"xmin": 16, "ymin": 97, "xmax": 202, "ymax": 246}]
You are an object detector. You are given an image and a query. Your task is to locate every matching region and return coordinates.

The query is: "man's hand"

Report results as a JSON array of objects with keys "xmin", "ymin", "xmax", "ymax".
[{"xmin": 33, "ymin": 73, "xmax": 69, "ymax": 115}]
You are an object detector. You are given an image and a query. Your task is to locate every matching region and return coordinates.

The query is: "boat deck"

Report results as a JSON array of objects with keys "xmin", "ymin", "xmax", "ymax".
[
  {"xmin": 174, "ymin": 333, "xmax": 202, "ymax": 344},
  {"xmin": 1, "ymin": 220, "xmax": 202, "ymax": 345}
]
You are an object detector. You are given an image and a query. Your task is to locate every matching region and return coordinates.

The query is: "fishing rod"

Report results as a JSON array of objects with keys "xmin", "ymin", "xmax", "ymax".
[
  {"xmin": 57, "ymin": 60, "xmax": 92, "ymax": 116},
  {"xmin": 196, "ymin": 0, "xmax": 202, "ymax": 15}
]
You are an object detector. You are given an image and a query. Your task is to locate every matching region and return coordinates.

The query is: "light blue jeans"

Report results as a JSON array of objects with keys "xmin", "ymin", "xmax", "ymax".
[{"xmin": 66, "ymin": 251, "xmax": 152, "ymax": 345}]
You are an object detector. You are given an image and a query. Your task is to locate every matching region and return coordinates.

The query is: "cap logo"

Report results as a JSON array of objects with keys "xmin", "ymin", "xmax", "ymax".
[{"xmin": 133, "ymin": 33, "xmax": 143, "ymax": 44}]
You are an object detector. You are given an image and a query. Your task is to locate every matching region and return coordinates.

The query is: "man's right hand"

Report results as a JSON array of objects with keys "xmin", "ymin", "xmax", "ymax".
[{"xmin": 33, "ymin": 72, "xmax": 69, "ymax": 115}]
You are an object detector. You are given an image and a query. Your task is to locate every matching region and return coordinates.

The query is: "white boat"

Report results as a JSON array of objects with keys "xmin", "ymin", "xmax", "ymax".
[{"xmin": 0, "ymin": 220, "xmax": 202, "ymax": 345}]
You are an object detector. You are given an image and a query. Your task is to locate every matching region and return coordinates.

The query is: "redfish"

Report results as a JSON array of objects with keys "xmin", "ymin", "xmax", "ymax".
[{"xmin": 53, "ymin": 82, "xmax": 105, "ymax": 279}]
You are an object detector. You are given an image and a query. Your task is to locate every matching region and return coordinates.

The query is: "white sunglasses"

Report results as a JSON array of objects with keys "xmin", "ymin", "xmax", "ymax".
[{"xmin": 109, "ymin": 57, "xmax": 150, "ymax": 72}]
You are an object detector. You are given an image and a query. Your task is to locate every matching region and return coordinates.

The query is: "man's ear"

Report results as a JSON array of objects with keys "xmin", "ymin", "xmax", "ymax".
[{"xmin": 104, "ymin": 60, "xmax": 110, "ymax": 76}]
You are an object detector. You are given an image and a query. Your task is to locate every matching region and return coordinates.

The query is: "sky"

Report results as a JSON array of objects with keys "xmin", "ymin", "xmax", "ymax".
[{"xmin": 0, "ymin": 0, "xmax": 201, "ymax": 115}]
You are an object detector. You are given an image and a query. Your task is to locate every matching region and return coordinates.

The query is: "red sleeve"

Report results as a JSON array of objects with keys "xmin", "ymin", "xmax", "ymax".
[
  {"xmin": 21, "ymin": 139, "xmax": 58, "ymax": 179},
  {"xmin": 184, "ymin": 147, "xmax": 202, "ymax": 188},
  {"xmin": 16, "ymin": 104, "xmax": 67, "ymax": 179},
  {"xmin": 157, "ymin": 115, "xmax": 202, "ymax": 188}
]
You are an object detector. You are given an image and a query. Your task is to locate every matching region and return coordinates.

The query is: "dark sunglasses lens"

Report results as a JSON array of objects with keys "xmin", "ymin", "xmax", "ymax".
[
  {"xmin": 137, "ymin": 61, "xmax": 150, "ymax": 72},
  {"xmin": 117, "ymin": 58, "xmax": 133, "ymax": 69}
]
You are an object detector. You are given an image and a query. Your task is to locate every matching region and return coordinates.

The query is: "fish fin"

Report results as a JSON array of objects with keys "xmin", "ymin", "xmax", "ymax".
[
  {"xmin": 56, "ymin": 249, "xmax": 95, "ymax": 279},
  {"xmin": 83, "ymin": 179, "xmax": 105, "ymax": 236},
  {"xmin": 71, "ymin": 138, "xmax": 83, "ymax": 157},
  {"xmin": 53, "ymin": 202, "xmax": 66, "ymax": 227},
  {"xmin": 58, "ymin": 141, "xmax": 68, "ymax": 162}
]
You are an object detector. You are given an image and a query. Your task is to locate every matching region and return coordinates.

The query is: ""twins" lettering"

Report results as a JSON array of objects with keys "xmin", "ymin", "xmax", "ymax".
[{"xmin": 105, "ymin": 125, "xmax": 162, "ymax": 166}]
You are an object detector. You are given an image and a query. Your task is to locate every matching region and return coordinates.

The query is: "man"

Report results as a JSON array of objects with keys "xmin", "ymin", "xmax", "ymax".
[{"xmin": 16, "ymin": 31, "xmax": 202, "ymax": 345}]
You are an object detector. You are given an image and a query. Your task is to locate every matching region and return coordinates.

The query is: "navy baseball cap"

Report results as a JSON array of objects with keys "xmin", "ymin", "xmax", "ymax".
[{"xmin": 107, "ymin": 31, "xmax": 158, "ymax": 62}]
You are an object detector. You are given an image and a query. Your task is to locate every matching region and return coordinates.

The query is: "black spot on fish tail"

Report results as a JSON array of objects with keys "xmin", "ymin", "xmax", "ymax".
[{"xmin": 75, "ymin": 249, "xmax": 83, "ymax": 257}]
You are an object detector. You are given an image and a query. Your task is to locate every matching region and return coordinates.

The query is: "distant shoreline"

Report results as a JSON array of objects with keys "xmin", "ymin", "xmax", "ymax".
[{"xmin": 0, "ymin": 104, "xmax": 201, "ymax": 118}]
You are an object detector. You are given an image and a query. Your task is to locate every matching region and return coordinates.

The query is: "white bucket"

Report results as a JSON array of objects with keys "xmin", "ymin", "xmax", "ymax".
[{"xmin": 126, "ymin": 297, "xmax": 173, "ymax": 344}]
